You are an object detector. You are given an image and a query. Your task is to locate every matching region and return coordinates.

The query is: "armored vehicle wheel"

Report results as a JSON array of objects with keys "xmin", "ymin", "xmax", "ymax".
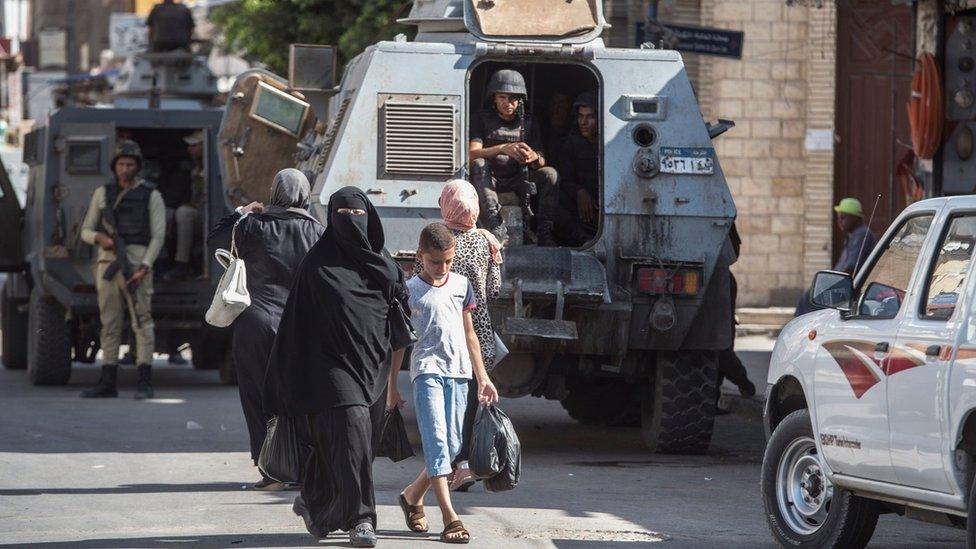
[
  {"xmin": 560, "ymin": 378, "xmax": 641, "ymax": 427},
  {"xmin": 219, "ymin": 349, "xmax": 237, "ymax": 386},
  {"xmin": 2, "ymin": 281, "xmax": 28, "ymax": 369},
  {"xmin": 762, "ymin": 409, "xmax": 878, "ymax": 548},
  {"xmin": 26, "ymin": 288, "xmax": 72, "ymax": 385},
  {"xmin": 641, "ymin": 350, "xmax": 716, "ymax": 454}
]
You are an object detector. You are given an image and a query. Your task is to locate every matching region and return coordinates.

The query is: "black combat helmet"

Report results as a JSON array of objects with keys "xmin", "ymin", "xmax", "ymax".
[
  {"xmin": 111, "ymin": 139, "xmax": 144, "ymax": 171},
  {"xmin": 487, "ymin": 69, "xmax": 527, "ymax": 97},
  {"xmin": 573, "ymin": 91, "xmax": 598, "ymax": 112}
]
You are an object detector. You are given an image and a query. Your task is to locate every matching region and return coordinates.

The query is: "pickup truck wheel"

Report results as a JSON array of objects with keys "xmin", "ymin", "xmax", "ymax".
[
  {"xmin": 26, "ymin": 288, "xmax": 72, "ymax": 385},
  {"xmin": 762, "ymin": 409, "xmax": 878, "ymax": 548},
  {"xmin": 2, "ymin": 280, "xmax": 28, "ymax": 369},
  {"xmin": 560, "ymin": 378, "xmax": 640, "ymax": 427},
  {"xmin": 641, "ymin": 350, "xmax": 716, "ymax": 454}
]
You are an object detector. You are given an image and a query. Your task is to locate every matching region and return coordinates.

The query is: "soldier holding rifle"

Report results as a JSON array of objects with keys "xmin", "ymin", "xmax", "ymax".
[{"xmin": 79, "ymin": 140, "xmax": 166, "ymax": 399}]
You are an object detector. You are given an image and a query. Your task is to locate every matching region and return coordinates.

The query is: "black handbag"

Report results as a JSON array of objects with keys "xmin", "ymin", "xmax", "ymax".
[{"xmin": 389, "ymin": 296, "xmax": 418, "ymax": 349}]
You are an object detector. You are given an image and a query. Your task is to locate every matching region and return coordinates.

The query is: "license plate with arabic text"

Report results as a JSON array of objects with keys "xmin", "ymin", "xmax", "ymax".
[{"xmin": 659, "ymin": 147, "xmax": 715, "ymax": 175}]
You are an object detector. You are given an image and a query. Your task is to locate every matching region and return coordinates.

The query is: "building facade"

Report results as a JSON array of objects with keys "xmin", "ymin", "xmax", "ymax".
[{"xmin": 603, "ymin": 0, "xmax": 932, "ymax": 308}]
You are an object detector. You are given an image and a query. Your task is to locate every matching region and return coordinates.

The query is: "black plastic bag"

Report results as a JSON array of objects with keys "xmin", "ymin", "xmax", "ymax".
[
  {"xmin": 469, "ymin": 405, "xmax": 521, "ymax": 492},
  {"xmin": 376, "ymin": 407, "xmax": 414, "ymax": 462},
  {"xmin": 258, "ymin": 415, "xmax": 311, "ymax": 483}
]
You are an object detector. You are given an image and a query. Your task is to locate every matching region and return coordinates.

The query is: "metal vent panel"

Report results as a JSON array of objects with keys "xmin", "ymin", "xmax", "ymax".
[{"xmin": 380, "ymin": 94, "xmax": 460, "ymax": 177}]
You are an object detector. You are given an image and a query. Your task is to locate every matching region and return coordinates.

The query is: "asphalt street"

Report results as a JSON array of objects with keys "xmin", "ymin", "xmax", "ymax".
[{"xmin": 0, "ymin": 338, "xmax": 966, "ymax": 548}]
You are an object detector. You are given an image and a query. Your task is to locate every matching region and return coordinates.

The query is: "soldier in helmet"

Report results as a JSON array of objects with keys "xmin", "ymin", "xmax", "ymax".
[
  {"xmin": 78, "ymin": 140, "xmax": 167, "ymax": 399},
  {"xmin": 469, "ymin": 69, "xmax": 560, "ymax": 245}
]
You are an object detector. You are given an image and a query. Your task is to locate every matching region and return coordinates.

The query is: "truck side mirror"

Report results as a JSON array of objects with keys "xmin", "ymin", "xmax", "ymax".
[
  {"xmin": 288, "ymin": 44, "xmax": 337, "ymax": 91},
  {"xmin": 810, "ymin": 270, "xmax": 854, "ymax": 312}
]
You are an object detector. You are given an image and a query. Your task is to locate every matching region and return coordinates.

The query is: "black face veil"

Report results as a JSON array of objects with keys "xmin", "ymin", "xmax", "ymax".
[{"xmin": 264, "ymin": 186, "xmax": 403, "ymax": 416}]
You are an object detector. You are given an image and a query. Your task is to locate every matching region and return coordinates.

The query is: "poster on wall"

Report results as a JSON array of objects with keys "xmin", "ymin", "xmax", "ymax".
[{"xmin": 110, "ymin": 13, "xmax": 148, "ymax": 58}]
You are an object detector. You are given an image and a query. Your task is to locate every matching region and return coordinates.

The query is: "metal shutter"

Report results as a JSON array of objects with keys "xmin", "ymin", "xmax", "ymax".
[{"xmin": 380, "ymin": 94, "xmax": 459, "ymax": 177}]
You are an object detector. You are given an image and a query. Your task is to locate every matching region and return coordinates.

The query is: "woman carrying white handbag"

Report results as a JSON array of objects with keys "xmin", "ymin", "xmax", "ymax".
[{"xmin": 207, "ymin": 169, "xmax": 324, "ymax": 490}]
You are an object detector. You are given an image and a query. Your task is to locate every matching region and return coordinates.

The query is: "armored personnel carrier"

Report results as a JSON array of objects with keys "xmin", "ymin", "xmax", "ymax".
[
  {"xmin": 219, "ymin": 0, "xmax": 737, "ymax": 453},
  {"xmin": 0, "ymin": 48, "xmax": 316, "ymax": 385}
]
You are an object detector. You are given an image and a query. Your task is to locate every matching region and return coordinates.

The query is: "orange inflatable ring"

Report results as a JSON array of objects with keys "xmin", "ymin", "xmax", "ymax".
[{"xmin": 908, "ymin": 53, "xmax": 944, "ymax": 160}]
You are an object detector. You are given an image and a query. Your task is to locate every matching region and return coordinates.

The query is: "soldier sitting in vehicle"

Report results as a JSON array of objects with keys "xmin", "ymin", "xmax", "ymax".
[
  {"xmin": 469, "ymin": 69, "xmax": 560, "ymax": 246},
  {"xmin": 164, "ymin": 130, "xmax": 205, "ymax": 280},
  {"xmin": 553, "ymin": 91, "xmax": 599, "ymax": 247},
  {"xmin": 78, "ymin": 140, "xmax": 166, "ymax": 399},
  {"xmin": 146, "ymin": 0, "xmax": 195, "ymax": 53}
]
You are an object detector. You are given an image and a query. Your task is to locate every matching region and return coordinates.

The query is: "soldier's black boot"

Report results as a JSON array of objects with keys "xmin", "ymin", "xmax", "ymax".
[
  {"xmin": 135, "ymin": 363, "xmax": 154, "ymax": 399},
  {"xmin": 536, "ymin": 220, "xmax": 556, "ymax": 247},
  {"xmin": 80, "ymin": 364, "xmax": 118, "ymax": 398}
]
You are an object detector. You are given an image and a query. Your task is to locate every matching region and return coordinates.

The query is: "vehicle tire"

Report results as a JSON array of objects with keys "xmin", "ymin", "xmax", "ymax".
[
  {"xmin": 561, "ymin": 377, "xmax": 641, "ymax": 427},
  {"xmin": 26, "ymin": 288, "xmax": 72, "ymax": 385},
  {"xmin": 192, "ymin": 327, "xmax": 230, "ymax": 370},
  {"xmin": 761, "ymin": 409, "xmax": 878, "ymax": 549},
  {"xmin": 219, "ymin": 349, "xmax": 237, "ymax": 386},
  {"xmin": 641, "ymin": 350, "xmax": 716, "ymax": 454},
  {"xmin": 1, "ymin": 281, "xmax": 28, "ymax": 369}
]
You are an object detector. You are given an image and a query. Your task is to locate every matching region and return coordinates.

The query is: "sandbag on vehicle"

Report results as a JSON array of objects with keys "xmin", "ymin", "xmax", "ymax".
[
  {"xmin": 377, "ymin": 406, "xmax": 414, "ymax": 462},
  {"xmin": 469, "ymin": 405, "xmax": 521, "ymax": 492},
  {"xmin": 258, "ymin": 415, "xmax": 311, "ymax": 483}
]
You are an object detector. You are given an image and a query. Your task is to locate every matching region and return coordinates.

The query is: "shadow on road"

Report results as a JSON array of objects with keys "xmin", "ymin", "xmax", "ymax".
[
  {"xmin": 0, "ymin": 531, "xmax": 423, "ymax": 548},
  {"xmin": 0, "ymin": 481, "xmax": 254, "ymax": 496}
]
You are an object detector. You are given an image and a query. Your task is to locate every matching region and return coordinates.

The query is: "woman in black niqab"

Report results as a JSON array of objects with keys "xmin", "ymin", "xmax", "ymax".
[{"xmin": 264, "ymin": 186, "xmax": 407, "ymax": 542}]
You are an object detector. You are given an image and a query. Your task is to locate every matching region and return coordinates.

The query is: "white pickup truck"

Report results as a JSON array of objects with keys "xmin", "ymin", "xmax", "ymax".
[{"xmin": 762, "ymin": 196, "xmax": 976, "ymax": 548}]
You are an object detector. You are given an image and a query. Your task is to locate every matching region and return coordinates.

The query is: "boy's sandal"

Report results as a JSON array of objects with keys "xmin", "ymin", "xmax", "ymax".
[
  {"xmin": 398, "ymin": 493, "xmax": 428, "ymax": 533},
  {"xmin": 440, "ymin": 520, "xmax": 470, "ymax": 544}
]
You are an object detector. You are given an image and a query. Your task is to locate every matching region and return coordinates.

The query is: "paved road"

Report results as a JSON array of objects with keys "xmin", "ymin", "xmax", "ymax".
[{"xmin": 0, "ymin": 342, "xmax": 966, "ymax": 548}]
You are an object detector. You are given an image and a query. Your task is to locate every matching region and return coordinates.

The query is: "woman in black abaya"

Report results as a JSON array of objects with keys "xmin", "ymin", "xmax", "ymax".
[
  {"xmin": 208, "ymin": 169, "xmax": 323, "ymax": 489},
  {"xmin": 264, "ymin": 186, "xmax": 408, "ymax": 547}
]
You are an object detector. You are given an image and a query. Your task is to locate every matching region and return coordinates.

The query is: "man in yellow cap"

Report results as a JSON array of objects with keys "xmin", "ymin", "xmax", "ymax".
[
  {"xmin": 796, "ymin": 197, "xmax": 878, "ymax": 316},
  {"xmin": 832, "ymin": 197, "xmax": 877, "ymax": 275}
]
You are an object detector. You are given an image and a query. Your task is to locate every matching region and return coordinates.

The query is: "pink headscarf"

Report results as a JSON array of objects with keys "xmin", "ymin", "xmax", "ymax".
[{"xmin": 440, "ymin": 179, "xmax": 504, "ymax": 264}]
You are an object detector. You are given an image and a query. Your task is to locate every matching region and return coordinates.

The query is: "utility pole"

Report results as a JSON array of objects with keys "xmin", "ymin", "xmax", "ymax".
[{"xmin": 64, "ymin": 0, "xmax": 79, "ymax": 75}]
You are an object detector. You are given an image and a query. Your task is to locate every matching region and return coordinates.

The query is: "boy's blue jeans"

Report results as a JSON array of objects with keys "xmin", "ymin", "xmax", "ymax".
[{"xmin": 413, "ymin": 373, "xmax": 470, "ymax": 477}]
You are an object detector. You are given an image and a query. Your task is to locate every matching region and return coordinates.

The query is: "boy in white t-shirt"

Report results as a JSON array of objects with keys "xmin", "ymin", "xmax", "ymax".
[{"xmin": 387, "ymin": 222, "xmax": 499, "ymax": 544}]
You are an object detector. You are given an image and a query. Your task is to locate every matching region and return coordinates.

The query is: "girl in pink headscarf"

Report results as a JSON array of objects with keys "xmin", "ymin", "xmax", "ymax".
[{"xmin": 413, "ymin": 178, "xmax": 502, "ymax": 492}]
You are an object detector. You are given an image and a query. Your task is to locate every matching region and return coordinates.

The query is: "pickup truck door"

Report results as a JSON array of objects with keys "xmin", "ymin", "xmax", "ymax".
[
  {"xmin": 813, "ymin": 213, "xmax": 936, "ymax": 483},
  {"xmin": 887, "ymin": 212, "xmax": 976, "ymax": 493}
]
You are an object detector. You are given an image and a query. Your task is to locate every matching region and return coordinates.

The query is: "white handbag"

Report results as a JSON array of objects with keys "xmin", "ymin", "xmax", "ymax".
[{"xmin": 205, "ymin": 216, "xmax": 251, "ymax": 327}]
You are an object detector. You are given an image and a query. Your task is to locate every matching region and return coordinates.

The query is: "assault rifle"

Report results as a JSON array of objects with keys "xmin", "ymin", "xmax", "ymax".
[
  {"xmin": 516, "ymin": 99, "xmax": 537, "ymax": 229},
  {"xmin": 100, "ymin": 206, "xmax": 135, "ymax": 287}
]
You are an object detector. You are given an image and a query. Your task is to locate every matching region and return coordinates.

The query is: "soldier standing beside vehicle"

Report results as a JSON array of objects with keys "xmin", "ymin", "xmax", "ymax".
[
  {"xmin": 469, "ymin": 69, "xmax": 560, "ymax": 246},
  {"xmin": 79, "ymin": 141, "xmax": 166, "ymax": 399}
]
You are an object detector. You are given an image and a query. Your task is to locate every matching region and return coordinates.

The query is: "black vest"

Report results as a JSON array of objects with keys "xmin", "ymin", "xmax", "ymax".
[{"xmin": 104, "ymin": 182, "xmax": 152, "ymax": 246}]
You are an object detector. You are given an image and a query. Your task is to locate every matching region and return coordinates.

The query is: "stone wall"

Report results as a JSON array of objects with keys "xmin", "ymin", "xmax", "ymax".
[{"xmin": 604, "ymin": 0, "xmax": 836, "ymax": 307}]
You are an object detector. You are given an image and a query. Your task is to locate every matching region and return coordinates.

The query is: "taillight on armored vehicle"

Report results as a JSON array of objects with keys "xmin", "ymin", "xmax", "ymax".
[{"xmin": 635, "ymin": 267, "xmax": 702, "ymax": 296}]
